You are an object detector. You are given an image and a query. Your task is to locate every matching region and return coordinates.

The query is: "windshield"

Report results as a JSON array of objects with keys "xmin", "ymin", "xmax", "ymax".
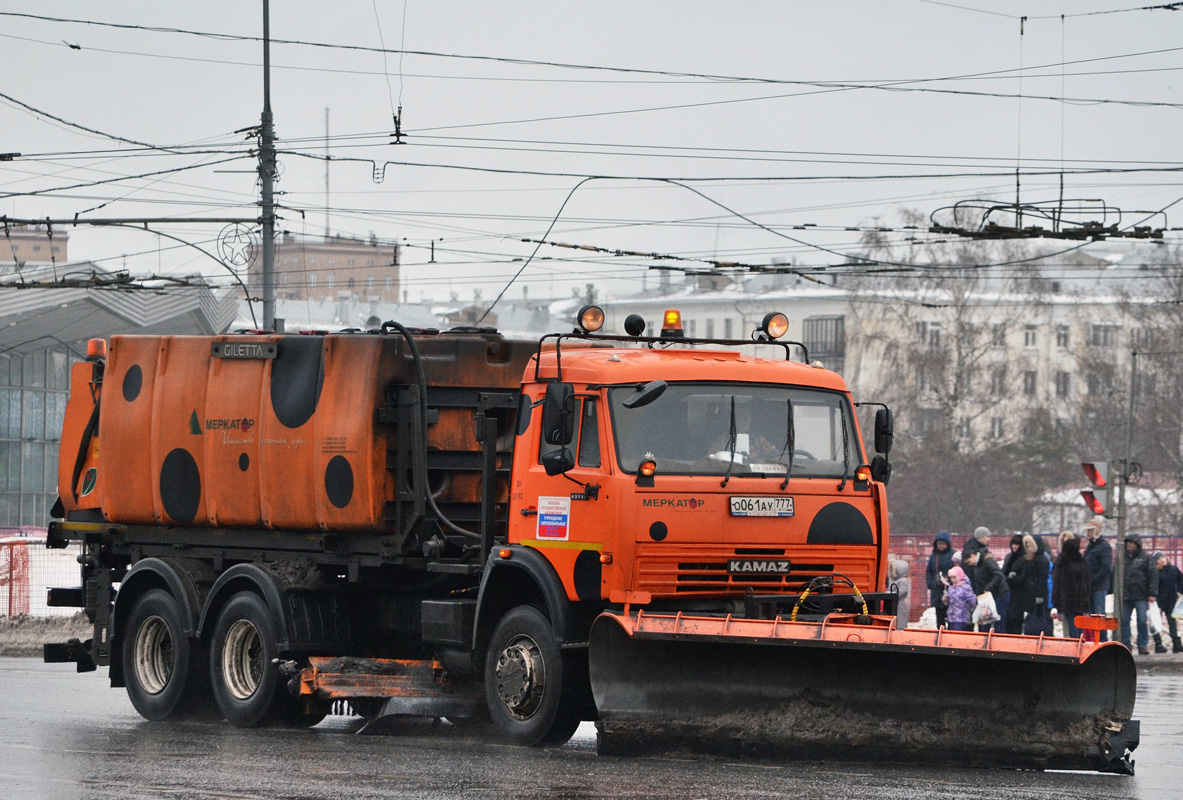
[{"xmin": 609, "ymin": 382, "xmax": 860, "ymax": 477}]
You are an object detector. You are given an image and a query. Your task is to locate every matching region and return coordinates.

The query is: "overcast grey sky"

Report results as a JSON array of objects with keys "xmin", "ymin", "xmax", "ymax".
[{"xmin": 2, "ymin": 1, "xmax": 1180, "ymax": 307}]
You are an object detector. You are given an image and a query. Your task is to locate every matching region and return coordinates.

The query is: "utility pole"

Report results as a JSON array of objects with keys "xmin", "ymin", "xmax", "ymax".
[
  {"xmin": 1114, "ymin": 351, "xmax": 1138, "ymax": 632},
  {"xmin": 260, "ymin": 0, "xmax": 277, "ymax": 330},
  {"xmin": 325, "ymin": 107, "xmax": 331, "ymax": 240}
]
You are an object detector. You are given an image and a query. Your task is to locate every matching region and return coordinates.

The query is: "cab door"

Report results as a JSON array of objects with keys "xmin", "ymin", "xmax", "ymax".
[{"xmin": 509, "ymin": 387, "xmax": 612, "ymax": 602}]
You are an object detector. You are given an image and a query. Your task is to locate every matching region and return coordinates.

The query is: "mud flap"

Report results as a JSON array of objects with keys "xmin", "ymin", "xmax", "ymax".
[
  {"xmin": 43, "ymin": 638, "xmax": 97, "ymax": 673},
  {"xmin": 589, "ymin": 613, "xmax": 1138, "ymax": 774}
]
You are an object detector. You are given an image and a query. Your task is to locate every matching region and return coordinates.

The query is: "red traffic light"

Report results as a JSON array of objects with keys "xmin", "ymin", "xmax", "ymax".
[
  {"xmin": 1080, "ymin": 461, "xmax": 1113, "ymax": 518},
  {"xmin": 1080, "ymin": 490, "xmax": 1106, "ymax": 516},
  {"xmin": 1081, "ymin": 462, "xmax": 1108, "ymax": 487}
]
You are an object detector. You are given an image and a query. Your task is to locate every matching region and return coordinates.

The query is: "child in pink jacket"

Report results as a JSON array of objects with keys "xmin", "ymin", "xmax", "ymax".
[{"xmin": 943, "ymin": 565, "xmax": 977, "ymax": 631}]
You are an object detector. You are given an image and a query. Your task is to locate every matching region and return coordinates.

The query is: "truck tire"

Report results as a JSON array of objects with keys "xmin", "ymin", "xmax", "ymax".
[
  {"xmin": 209, "ymin": 591, "xmax": 289, "ymax": 727},
  {"xmin": 484, "ymin": 605, "xmax": 581, "ymax": 746},
  {"xmin": 122, "ymin": 589, "xmax": 209, "ymax": 721}
]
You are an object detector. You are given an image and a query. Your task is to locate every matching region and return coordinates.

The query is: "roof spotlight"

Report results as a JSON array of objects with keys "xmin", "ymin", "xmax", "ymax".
[
  {"xmin": 760, "ymin": 312, "xmax": 789, "ymax": 340},
  {"xmin": 624, "ymin": 313, "xmax": 646, "ymax": 337},
  {"xmin": 577, "ymin": 305, "xmax": 605, "ymax": 333}
]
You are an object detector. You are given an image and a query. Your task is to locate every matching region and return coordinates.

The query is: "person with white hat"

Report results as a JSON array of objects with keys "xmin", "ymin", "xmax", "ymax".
[{"xmin": 1084, "ymin": 517, "xmax": 1113, "ymax": 641}]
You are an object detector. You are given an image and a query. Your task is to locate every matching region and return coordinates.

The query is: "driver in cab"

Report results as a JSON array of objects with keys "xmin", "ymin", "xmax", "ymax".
[{"xmin": 699, "ymin": 398, "xmax": 785, "ymax": 467}]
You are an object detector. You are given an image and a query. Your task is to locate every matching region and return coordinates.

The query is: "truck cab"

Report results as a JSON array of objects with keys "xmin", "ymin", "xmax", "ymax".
[{"xmin": 506, "ymin": 307, "xmax": 895, "ymax": 621}]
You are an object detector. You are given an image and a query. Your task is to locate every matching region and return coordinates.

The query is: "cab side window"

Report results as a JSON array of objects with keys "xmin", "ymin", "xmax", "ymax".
[
  {"xmin": 537, "ymin": 396, "xmax": 601, "ymax": 468},
  {"xmin": 577, "ymin": 399, "xmax": 601, "ymax": 468}
]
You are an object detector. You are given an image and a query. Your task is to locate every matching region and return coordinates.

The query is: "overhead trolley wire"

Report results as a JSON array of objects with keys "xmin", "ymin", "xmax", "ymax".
[
  {"xmin": 3, "ymin": 11, "xmax": 1181, "ymax": 117},
  {"xmin": 279, "ymin": 149, "xmax": 1183, "ymax": 184},
  {"xmin": 0, "ymin": 154, "xmax": 252, "ymax": 200}
]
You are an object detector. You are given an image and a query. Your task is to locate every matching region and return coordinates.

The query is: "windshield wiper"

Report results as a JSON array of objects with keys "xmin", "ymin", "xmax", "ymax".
[
  {"xmin": 721, "ymin": 395, "xmax": 738, "ymax": 488},
  {"xmin": 780, "ymin": 398, "xmax": 795, "ymax": 490}
]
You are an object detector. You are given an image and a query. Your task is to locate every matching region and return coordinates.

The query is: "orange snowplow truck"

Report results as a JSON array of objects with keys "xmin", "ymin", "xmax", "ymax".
[{"xmin": 45, "ymin": 307, "xmax": 1137, "ymax": 773}]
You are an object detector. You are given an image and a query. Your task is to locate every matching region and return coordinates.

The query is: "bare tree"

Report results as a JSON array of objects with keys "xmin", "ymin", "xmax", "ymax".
[
  {"xmin": 1066, "ymin": 245, "xmax": 1183, "ymax": 536},
  {"xmin": 842, "ymin": 219, "xmax": 1077, "ymax": 533}
]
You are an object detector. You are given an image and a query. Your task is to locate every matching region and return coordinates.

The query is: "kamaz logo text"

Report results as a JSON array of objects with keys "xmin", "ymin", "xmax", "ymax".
[{"xmin": 727, "ymin": 559, "xmax": 792, "ymax": 574}]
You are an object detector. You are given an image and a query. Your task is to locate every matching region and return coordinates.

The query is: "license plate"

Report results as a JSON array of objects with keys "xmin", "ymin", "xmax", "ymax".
[{"xmin": 729, "ymin": 496, "xmax": 794, "ymax": 517}]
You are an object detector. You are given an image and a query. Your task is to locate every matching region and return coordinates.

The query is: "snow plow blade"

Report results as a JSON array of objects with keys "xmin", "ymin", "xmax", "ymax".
[{"xmin": 589, "ymin": 611, "xmax": 1138, "ymax": 774}]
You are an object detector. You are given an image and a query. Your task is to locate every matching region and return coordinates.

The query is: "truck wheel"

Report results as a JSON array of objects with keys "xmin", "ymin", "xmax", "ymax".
[
  {"xmin": 123, "ymin": 589, "xmax": 207, "ymax": 721},
  {"xmin": 484, "ymin": 605, "xmax": 581, "ymax": 746},
  {"xmin": 209, "ymin": 591, "xmax": 287, "ymax": 727}
]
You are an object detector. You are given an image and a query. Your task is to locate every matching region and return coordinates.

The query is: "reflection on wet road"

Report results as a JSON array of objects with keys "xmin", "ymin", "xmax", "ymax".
[{"xmin": 1, "ymin": 658, "xmax": 1179, "ymax": 799}]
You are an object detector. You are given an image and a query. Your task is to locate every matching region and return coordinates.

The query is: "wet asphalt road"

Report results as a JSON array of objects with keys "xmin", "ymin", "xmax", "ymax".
[{"xmin": 1, "ymin": 657, "xmax": 1180, "ymax": 800}]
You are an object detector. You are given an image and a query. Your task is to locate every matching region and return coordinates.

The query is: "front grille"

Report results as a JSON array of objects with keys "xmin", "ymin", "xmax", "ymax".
[{"xmin": 636, "ymin": 544, "xmax": 874, "ymax": 596}]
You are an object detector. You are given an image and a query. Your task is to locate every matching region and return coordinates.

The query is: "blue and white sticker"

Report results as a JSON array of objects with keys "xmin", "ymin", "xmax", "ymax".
[{"xmin": 537, "ymin": 496, "xmax": 571, "ymax": 541}]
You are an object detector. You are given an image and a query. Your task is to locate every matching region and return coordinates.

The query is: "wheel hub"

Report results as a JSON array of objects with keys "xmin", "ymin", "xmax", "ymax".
[
  {"xmin": 222, "ymin": 619, "xmax": 263, "ymax": 700},
  {"xmin": 495, "ymin": 634, "xmax": 545, "ymax": 720},
  {"xmin": 133, "ymin": 615, "xmax": 174, "ymax": 695}
]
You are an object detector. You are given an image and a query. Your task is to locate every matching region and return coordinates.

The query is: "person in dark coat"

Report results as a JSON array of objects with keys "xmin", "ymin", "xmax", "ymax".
[
  {"xmin": 1003, "ymin": 535, "xmax": 1028, "ymax": 634},
  {"xmin": 962, "ymin": 526, "xmax": 992, "ymax": 566},
  {"xmin": 1032, "ymin": 534, "xmax": 1056, "ymax": 636},
  {"xmin": 1084, "ymin": 518, "xmax": 1113, "ymax": 641},
  {"xmin": 1119, "ymin": 533, "xmax": 1159, "ymax": 654},
  {"xmin": 1052, "ymin": 535, "xmax": 1091, "ymax": 639},
  {"xmin": 1007, "ymin": 534, "xmax": 1050, "ymax": 635},
  {"xmin": 1153, "ymin": 552, "xmax": 1183, "ymax": 653},
  {"xmin": 925, "ymin": 531, "xmax": 955, "ymax": 628},
  {"xmin": 999, "ymin": 534, "xmax": 1023, "ymax": 629}
]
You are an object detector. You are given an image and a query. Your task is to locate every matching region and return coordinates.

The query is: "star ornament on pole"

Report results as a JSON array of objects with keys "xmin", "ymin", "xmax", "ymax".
[{"xmin": 218, "ymin": 224, "xmax": 259, "ymax": 271}]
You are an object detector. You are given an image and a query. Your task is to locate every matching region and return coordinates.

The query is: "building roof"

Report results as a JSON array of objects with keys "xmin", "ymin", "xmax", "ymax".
[{"xmin": 0, "ymin": 263, "xmax": 238, "ymax": 354}]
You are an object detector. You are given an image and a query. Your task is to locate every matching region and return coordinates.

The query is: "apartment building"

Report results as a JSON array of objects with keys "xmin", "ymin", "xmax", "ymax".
[
  {"xmin": 575, "ymin": 261, "xmax": 1169, "ymax": 454},
  {"xmin": 248, "ymin": 231, "xmax": 400, "ymax": 303},
  {"xmin": 1, "ymin": 225, "xmax": 68, "ymax": 264}
]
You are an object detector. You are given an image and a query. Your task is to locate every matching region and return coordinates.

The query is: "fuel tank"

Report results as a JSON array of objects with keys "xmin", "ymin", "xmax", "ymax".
[{"xmin": 58, "ymin": 330, "xmax": 535, "ymax": 531}]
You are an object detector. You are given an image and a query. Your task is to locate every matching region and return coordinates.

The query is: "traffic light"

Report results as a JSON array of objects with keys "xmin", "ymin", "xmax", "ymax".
[{"xmin": 1080, "ymin": 461, "xmax": 1113, "ymax": 518}]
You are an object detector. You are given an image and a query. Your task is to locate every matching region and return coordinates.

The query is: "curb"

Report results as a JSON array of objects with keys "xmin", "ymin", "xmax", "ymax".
[{"xmin": 1132, "ymin": 654, "xmax": 1183, "ymax": 674}]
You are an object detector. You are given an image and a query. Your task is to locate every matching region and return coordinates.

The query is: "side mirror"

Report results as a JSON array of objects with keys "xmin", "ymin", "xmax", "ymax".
[
  {"xmin": 870, "ymin": 454, "xmax": 892, "ymax": 484},
  {"xmin": 542, "ymin": 382, "xmax": 575, "ymax": 445},
  {"xmin": 874, "ymin": 408, "xmax": 894, "ymax": 454},
  {"xmin": 622, "ymin": 379, "xmax": 667, "ymax": 409},
  {"xmin": 542, "ymin": 447, "xmax": 576, "ymax": 476}
]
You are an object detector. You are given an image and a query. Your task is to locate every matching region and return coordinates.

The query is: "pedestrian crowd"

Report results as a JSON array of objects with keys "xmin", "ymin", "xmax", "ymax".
[{"xmin": 922, "ymin": 518, "xmax": 1183, "ymax": 655}]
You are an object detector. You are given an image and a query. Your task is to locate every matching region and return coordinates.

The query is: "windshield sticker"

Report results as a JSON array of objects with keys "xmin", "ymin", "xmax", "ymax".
[{"xmin": 537, "ymin": 496, "xmax": 571, "ymax": 541}]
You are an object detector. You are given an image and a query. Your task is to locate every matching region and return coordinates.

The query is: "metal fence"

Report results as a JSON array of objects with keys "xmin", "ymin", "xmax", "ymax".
[
  {"xmin": 890, "ymin": 531, "xmax": 1183, "ymax": 624},
  {"xmin": 5, "ymin": 523, "xmax": 1179, "ymax": 622},
  {"xmin": 1, "ymin": 527, "xmax": 82, "ymax": 617}
]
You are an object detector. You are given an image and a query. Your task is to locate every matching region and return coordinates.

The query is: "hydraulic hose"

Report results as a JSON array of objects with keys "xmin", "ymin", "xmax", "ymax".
[
  {"xmin": 71, "ymin": 396, "xmax": 101, "ymax": 502},
  {"xmin": 382, "ymin": 320, "xmax": 480, "ymax": 540},
  {"xmin": 790, "ymin": 573, "xmax": 870, "ymax": 622}
]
